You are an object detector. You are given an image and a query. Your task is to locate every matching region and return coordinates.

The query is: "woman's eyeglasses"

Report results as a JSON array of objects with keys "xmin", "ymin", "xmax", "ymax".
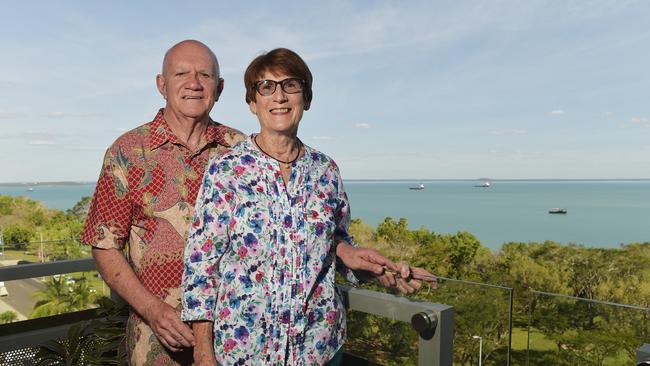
[{"xmin": 253, "ymin": 78, "xmax": 305, "ymax": 96}]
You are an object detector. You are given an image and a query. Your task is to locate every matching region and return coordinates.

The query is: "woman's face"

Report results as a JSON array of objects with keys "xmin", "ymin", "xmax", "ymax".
[{"xmin": 249, "ymin": 70, "xmax": 305, "ymax": 136}]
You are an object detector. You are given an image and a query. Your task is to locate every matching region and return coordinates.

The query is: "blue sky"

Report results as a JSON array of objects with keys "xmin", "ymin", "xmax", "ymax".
[{"xmin": 1, "ymin": 1, "xmax": 649, "ymax": 182}]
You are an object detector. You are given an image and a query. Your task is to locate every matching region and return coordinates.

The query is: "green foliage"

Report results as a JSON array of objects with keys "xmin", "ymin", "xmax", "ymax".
[
  {"xmin": 346, "ymin": 217, "xmax": 650, "ymax": 366},
  {"xmin": 2, "ymin": 223, "xmax": 35, "ymax": 248},
  {"xmin": 0, "ymin": 195, "xmax": 89, "ymax": 260},
  {"xmin": 36, "ymin": 323, "xmax": 93, "ymax": 365},
  {"xmin": 31, "ymin": 274, "xmax": 99, "ymax": 318},
  {"xmin": 27, "ymin": 209, "xmax": 47, "ymax": 226},
  {"xmin": 66, "ymin": 196, "xmax": 92, "ymax": 221},
  {"xmin": 35, "ymin": 298, "xmax": 129, "ymax": 366},
  {"xmin": 0, "ymin": 195, "xmax": 13, "ymax": 215},
  {"xmin": 0, "ymin": 310, "xmax": 18, "ymax": 324}
]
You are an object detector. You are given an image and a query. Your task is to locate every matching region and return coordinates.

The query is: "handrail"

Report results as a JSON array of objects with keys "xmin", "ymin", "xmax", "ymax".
[
  {"xmin": 0, "ymin": 258, "xmax": 100, "ymax": 353},
  {"xmin": 338, "ymin": 285, "xmax": 454, "ymax": 366},
  {"xmin": 1, "ymin": 259, "xmax": 456, "ymax": 366},
  {"xmin": 530, "ymin": 289, "xmax": 650, "ymax": 311},
  {"xmin": 0, "ymin": 258, "xmax": 96, "ymax": 281}
]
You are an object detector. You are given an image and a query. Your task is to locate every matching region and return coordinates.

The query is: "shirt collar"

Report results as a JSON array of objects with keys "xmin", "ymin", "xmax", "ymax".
[{"xmin": 147, "ymin": 108, "xmax": 227, "ymax": 151}]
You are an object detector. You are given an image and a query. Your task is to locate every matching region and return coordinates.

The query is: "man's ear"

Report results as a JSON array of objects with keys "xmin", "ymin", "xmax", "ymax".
[
  {"xmin": 215, "ymin": 78, "xmax": 224, "ymax": 101},
  {"xmin": 156, "ymin": 74, "xmax": 167, "ymax": 99}
]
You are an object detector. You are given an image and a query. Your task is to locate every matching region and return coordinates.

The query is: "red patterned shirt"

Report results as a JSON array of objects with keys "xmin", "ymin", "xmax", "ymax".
[{"xmin": 82, "ymin": 109, "xmax": 245, "ymax": 365}]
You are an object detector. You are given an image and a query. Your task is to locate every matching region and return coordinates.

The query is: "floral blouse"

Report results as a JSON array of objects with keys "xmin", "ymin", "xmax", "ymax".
[{"xmin": 181, "ymin": 136, "xmax": 357, "ymax": 366}]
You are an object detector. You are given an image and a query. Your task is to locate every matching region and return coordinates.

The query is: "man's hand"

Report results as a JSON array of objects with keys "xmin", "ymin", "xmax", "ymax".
[
  {"xmin": 142, "ymin": 300, "xmax": 195, "ymax": 352},
  {"xmin": 92, "ymin": 248, "xmax": 196, "ymax": 352},
  {"xmin": 336, "ymin": 242, "xmax": 436, "ymax": 294}
]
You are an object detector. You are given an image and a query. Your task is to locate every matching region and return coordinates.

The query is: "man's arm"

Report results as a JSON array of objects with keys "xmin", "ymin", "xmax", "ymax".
[{"xmin": 93, "ymin": 247, "xmax": 194, "ymax": 351}]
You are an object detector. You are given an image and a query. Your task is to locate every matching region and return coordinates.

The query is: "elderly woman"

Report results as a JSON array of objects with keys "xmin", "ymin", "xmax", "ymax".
[{"xmin": 182, "ymin": 48, "xmax": 427, "ymax": 366}]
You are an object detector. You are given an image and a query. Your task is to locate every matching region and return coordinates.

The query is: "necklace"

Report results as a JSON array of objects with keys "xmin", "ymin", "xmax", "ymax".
[{"xmin": 254, "ymin": 135, "xmax": 302, "ymax": 167}]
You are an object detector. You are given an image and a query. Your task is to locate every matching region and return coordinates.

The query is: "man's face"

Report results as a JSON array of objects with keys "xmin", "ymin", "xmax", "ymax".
[{"xmin": 156, "ymin": 42, "xmax": 222, "ymax": 122}]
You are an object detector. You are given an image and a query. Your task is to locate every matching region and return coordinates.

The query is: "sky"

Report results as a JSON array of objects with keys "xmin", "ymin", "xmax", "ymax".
[{"xmin": 1, "ymin": 0, "xmax": 649, "ymax": 182}]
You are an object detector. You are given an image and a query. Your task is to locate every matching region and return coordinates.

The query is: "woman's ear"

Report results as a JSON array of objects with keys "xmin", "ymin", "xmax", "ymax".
[{"xmin": 248, "ymin": 101, "xmax": 257, "ymax": 115}]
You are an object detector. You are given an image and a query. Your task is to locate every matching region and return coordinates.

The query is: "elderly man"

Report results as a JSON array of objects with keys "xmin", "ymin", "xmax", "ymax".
[
  {"xmin": 82, "ymin": 40, "xmax": 425, "ymax": 365},
  {"xmin": 82, "ymin": 40, "xmax": 243, "ymax": 364}
]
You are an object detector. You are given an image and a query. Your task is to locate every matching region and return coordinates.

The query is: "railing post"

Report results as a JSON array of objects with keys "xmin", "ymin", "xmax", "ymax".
[
  {"xmin": 417, "ymin": 305, "xmax": 453, "ymax": 366},
  {"xmin": 338, "ymin": 285, "xmax": 454, "ymax": 366}
]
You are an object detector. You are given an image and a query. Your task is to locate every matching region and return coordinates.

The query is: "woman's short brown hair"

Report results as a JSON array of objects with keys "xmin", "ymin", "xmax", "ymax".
[{"xmin": 244, "ymin": 48, "xmax": 313, "ymax": 110}]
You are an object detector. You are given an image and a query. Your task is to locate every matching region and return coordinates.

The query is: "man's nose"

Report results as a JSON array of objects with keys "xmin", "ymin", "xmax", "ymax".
[{"xmin": 186, "ymin": 73, "xmax": 203, "ymax": 89}]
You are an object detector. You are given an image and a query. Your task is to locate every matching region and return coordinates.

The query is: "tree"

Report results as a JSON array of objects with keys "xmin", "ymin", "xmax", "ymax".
[
  {"xmin": 66, "ymin": 196, "xmax": 92, "ymax": 221},
  {"xmin": 2, "ymin": 223, "xmax": 35, "ymax": 249},
  {"xmin": 31, "ymin": 276, "xmax": 70, "ymax": 318},
  {"xmin": 0, "ymin": 310, "xmax": 18, "ymax": 324},
  {"xmin": 67, "ymin": 277, "xmax": 97, "ymax": 310}
]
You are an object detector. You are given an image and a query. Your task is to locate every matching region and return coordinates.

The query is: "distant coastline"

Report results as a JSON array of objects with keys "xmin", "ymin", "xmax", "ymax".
[
  {"xmin": 0, "ymin": 181, "xmax": 95, "ymax": 186},
  {"xmin": 2, "ymin": 179, "xmax": 650, "ymax": 185},
  {"xmin": 345, "ymin": 178, "xmax": 650, "ymax": 183},
  {"xmin": 1, "ymin": 180, "xmax": 648, "ymax": 248}
]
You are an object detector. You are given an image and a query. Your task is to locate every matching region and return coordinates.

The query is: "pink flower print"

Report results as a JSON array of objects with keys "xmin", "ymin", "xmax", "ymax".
[
  {"xmin": 255, "ymin": 271, "xmax": 264, "ymax": 283},
  {"xmin": 201, "ymin": 239, "xmax": 214, "ymax": 253},
  {"xmin": 326, "ymin": 310, "xmax": 337, "ymax": 324},
  {"xmin": 223, "ymin": 338, "xmax": 237, "ymax": 353},
  {"xmin": 313, "ymin": 285, "xmax": 323, "ymax": 298},
  {"xmin": 219, "ymin": 307, "xmax": 231, "ymax": 320},
  {"xmin": 238, "ymin": 246, "xmax": 248, "ymax": 259},
  {"xmin": 234, "ymin": 165, "xmax": 246, "ymax": 177}
]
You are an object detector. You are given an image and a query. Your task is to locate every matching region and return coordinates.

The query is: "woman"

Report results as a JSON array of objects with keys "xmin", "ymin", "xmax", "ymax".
[{"xmin": 181, "ymin": 48, "xmax": 426, "ymax": 365}]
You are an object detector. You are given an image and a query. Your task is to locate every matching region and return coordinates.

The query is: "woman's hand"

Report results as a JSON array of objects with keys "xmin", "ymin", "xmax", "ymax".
[{"xmin": 335, "ymin": 242, "xmax": 436, "ymax": 294}]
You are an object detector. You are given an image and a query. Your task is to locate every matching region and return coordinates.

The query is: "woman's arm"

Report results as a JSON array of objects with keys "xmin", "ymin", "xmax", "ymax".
[{"xmin": 192, "ymin": 321, "xmax": 216, "ymax": 366}]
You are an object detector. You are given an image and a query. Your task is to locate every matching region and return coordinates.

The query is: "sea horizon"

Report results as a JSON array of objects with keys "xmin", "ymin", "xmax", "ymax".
[
  {"xmin": 1, "ymin": 180, "xmax": 648, "ymax": 250},
  {"xmin": 2, "ymin": 178, "xmax": 650, "ymax": 186}
]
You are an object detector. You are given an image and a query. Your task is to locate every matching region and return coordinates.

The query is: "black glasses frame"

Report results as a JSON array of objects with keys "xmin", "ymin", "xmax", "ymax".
[{"xmin": 253, "ymin": 78, "xmax": 305, "ymax": 96}]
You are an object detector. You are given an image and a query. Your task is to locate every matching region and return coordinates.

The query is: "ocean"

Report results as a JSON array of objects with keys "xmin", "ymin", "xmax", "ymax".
[{"xmin": 1, "ymin": 180, "xmax": 648, "ymax": 249}]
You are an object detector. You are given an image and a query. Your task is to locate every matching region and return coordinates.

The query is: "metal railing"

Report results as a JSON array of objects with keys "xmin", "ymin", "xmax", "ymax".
[
  {"xmin": 0, "ymin": 258, "xmax": 455, "ymax": 365},
  {"xmin": 527, "ymin": 290, "xmax": 650, "ymax": 366},
  {"xmin": 339, "ymin": 284, "xmax": 454, "ymax": 366},
  {"xmin": 0, "ymin": 258, "xmax": 99, "ymax": 352}
]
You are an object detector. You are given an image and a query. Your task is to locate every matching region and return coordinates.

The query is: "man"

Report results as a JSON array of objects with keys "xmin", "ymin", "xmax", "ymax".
[
  {"xmin": 82, "ymin": 40, "xmax": 243, "ymax": 364},
  {"xmin": 83, "ymin": 40, "xmax": 425, "ymax": 365}
]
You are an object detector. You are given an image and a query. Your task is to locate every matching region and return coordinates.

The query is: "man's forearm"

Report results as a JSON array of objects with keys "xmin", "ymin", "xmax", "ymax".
[{"xmin": 92, "ymin": 247, "xmax": 159, "ymax": 316}]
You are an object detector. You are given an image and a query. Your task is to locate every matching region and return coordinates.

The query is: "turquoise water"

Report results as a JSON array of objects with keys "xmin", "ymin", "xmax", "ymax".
[
  {"xmin": 1, "ymin": 180, "xmax": 648, "ymax": 249},
  {"xmin": 344, "ymin": 180, "xmax": 650, "ymax": 249}
]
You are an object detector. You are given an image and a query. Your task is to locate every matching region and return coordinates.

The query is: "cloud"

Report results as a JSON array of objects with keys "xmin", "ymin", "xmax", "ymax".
[
  {"xmin": 631, "ymin": 117, "xmax": 650, "ymax": 127},
  {"xmin": 353, "ymin": 123, "xmax": 371, "ymax": 129},
  {"xmin": 312, "ymin": 136, "xmax": 331, "ymax": 140},
  {"xmin": 0, "ymin": 110, "xmax": 21, "ymax": 118},
  {"xmin": 69, "ymin": 146, "xmax": 105, "ymax": 151},
  {"xmin": 548, "ymin": 110, "xmax": 565, "ymax": 116},
  {"xmin": 45, "ymin": 112, "xmax": 105, "ymax": 118},
  {"xmin": 28, "ymin": 139, "xmax": 56, "ymax": 145},
  {"xmin": 490, "ymin": 129, "xmax": 526, "ymax": 136}
]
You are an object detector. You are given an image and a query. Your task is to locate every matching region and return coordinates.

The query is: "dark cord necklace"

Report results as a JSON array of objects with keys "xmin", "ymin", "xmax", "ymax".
[{"xmin": 254, "ymin": 135, "xmax": 302, "ymax": 167}]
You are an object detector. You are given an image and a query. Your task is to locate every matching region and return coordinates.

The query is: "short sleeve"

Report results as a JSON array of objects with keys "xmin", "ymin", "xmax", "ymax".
[{"xmin": 81, "ymin": 145, "xmax": 134, "ymax": 250}]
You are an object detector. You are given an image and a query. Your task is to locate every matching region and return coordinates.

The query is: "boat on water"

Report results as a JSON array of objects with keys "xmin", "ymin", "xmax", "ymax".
[
  {"xmin": 26, "ymin": 187, "xmax": 34, "ymax": 192},
  {"xmin": 548, "ymin": 208, "xmax": 567, "ymax": 214},
  {"xmin": 474, "ymin": 181, "xmax": 490, "ymax": 188},
  {"xmin": 409, "ymin": 183, "xmax": 425, "ymax": 190}
]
